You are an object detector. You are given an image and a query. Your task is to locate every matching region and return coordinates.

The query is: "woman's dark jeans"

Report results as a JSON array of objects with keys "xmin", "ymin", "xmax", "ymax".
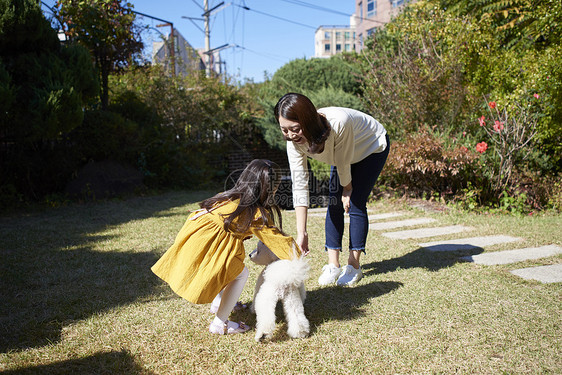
[{"xmin": 325, "ymin": 134, "xmax": 390, "ymax": 252}]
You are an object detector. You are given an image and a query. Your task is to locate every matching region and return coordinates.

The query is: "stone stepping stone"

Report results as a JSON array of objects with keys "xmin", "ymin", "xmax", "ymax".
[
  {"xmin": 370, "ymin": 217, "xmax": 437, "ymax": 231},
  {"xmin": 460, "ymin": 245, "xmax": 562, "ymax": 265},
  {"xmin": 511, "ymin": 264, "xmax": 562, "ymax": 283},
  {"xmin": 308, "ymin": 207, "xmax": 327, "ymax": 213},
  {"xmin": 382, "ymin": 225, "xmax": 473, "ymax": 239},
  {"xmin": 367, "ymin": 212, "xmax": 406, "ymax": 221},
  {"xmin": 308, "ymin": 212, "xmax": 327, "ymax": 217},
  {"xmin": 344, "ymin": 212, "xmax": 406, "ymax": 223},
  {"xmin": 309, "ymin": 211, "xmax": 404, "ymax": 221},
  {"xmin": 420, "ymin": 235, "xmax": 522, "ymax": 252}
]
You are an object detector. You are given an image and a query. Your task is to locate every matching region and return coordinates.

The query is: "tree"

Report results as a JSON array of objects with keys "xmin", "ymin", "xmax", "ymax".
[
  {"xmin": 436, "ymin": 0, "xmax": 562, "ymax": 171},
  {"xmin": 0, "ymin": 0, "xmax": 98, "ymax": 201},
  {"xmin": 55, "ymin": 0, "xmax": 144, "ymax": 109},
  {"xmin": 356, "ymin": 3, "xmax": 481, "ymax": 138},
  {"xmin": 440, "ymin": 0, "xmax": 562, "ymax": 49},
  {"xmin": 254, "ymin": 55, "xmax": 366, "ymax": 152},
  {"xmin": 270, "ymin": 56, "xmax": 362, "ymax": 96}
]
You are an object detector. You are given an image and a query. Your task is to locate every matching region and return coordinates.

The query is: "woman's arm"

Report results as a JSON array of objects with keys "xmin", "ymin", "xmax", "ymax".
[
  {"xmin": 341, "ymin": 182, "xmax": 352, "ymax": 213},
  {"xmin": 287, "ymin": 142, "xmax": 310, "ymax": 254},
  {"xmin": 295, "ymin": 205, "xmax": 309, "ymax": 255}
]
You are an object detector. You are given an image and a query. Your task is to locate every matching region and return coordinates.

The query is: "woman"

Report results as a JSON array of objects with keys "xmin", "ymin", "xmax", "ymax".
[{"xmin": 274, "ymin": 93, "xmax": 390, "ymax": 286}]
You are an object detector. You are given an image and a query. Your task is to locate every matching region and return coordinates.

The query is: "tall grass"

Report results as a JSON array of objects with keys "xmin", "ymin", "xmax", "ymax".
[{"xmin": 1, "ymin": 191, "xmax": 560, "ymax": 374}]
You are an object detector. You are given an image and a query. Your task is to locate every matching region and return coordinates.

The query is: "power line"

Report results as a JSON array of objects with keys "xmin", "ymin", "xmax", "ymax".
[
  {"xmin": 281, "ymin": 0, "xmax": 351, "ymax": 18},
  {"xmin": 234, "ymin": 44, "xmax": 288, "ymax": 62},
  {"xmin": 234, "ymin": 4, "xmax": 316, "ymax": 30},
  {"xmin": 279, "ymin": 0, "xmax": 386, "ymax": 25}
]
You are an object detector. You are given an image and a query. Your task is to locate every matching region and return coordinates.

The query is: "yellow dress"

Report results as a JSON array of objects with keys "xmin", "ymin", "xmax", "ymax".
[{"xmin": 151, "ymin": 200, "xmax": 300, "ymax": 304}]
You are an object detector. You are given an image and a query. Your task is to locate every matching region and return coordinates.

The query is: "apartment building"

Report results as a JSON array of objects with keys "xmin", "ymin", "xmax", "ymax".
[
  {"xmin": 314, "ymin": 15, "xmax": 357, "ymax": 57},
  {"xmin": 354, "ymin": 0, "xmax": 411, "ymax": 51},
  {"xmin": 314, "ymin": 1, "xmax": 412, "ymax": 57}
]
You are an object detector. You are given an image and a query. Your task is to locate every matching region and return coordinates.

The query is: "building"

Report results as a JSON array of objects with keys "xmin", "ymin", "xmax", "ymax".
[
  {"xmin": 314, "ymin": 15, "xmax": 357, "ymax": 58},
  {"xmin": 152, "ymin": 29, "xmax": 206, "ymax": 76},
  {"xmin": 354, "ymin": 0, "xmax": 411, "ymax": 51}
]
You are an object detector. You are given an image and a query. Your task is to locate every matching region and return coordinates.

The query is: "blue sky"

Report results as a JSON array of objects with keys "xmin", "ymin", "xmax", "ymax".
[{"xmin": 41, "ymin": 0, "xmax": 355, "ymax": 83}]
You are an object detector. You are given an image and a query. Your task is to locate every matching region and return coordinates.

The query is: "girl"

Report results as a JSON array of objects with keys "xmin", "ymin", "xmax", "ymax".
[
  {"xmin": 274, "ymin": 93, "xmax": 390, "ymax": 287},
  {"xmin": 151, "ymin": 159, "xmax": 301, "ymax": 335}
]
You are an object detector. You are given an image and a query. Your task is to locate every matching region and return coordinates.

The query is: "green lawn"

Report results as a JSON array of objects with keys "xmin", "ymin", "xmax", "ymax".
[{"xmin": 1, "ymin": 191, "xmax": 560, "ymax": 374}]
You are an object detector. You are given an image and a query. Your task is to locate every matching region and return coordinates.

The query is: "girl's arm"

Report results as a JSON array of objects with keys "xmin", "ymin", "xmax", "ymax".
[
  {"xmin": 295, "ymin": 206, "xmax": 309, "ymax": 255},
  {"xmin": 251, "ymin": 224, "xmax": 302, "ymax": 260}
]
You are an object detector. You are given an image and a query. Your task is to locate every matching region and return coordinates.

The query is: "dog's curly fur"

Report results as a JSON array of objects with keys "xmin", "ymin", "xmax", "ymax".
[{"xmin": 249, "ymin": 241, "xmax": 310, "ymax": 341}]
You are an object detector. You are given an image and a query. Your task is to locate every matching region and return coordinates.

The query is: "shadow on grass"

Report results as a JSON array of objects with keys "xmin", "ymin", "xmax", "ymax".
[
  {"xmin": 361, "ymin": 246, "xmax": 485, "ymax": 276},
  {"xmin": 305, "ymin": 281, "xmax": 403, "ymax": 328},
  {"xmin": 0, "ymin": 190, "xmax": 214, "ymax": 353},
  {"xmin": 1, "ymin": 349, "xmax": 154, "ymax": 375},
  {"xmin": 232, "ymin": 281, "xmax": 403, "ymax": 341}
]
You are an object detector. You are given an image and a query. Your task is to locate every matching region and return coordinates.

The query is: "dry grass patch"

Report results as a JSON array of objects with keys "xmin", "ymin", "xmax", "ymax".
[{"xmin": 1, "ymin": 191, "xmax": 560, "ymax": 374}]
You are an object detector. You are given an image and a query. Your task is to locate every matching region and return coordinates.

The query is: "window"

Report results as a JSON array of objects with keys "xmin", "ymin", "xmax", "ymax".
[
  {"xmin": 324, "ymin": 44, "xmax": 331, "ymax": 52},
  {"xmin": 367, "ymin": 0, "xmax": 376, "ymax": 17},
  {"xmin": 336, "ymin": 32, "xmax": 342, "ymax": 40},
  {"xmin": 359, "ymin": 1, "xmax": 363, "ymax": 20},
  {"xmin": 324, "ymin": 31, "xmax": 331, "ymax": 39},
  {"xmin": 367, "ymin": 27, "xmax": 377, "ymax": 36},
  {"xmin": 345, "ymin": 31, "xmax": 350, "ymax": 40},
  {"xmin": 392, "ymin": 0, "xmax": 404, "ymax": 7},
  {"xmin": 336, "ymin": 44, "xmax": 342, "ymax": 52},
  {"xmin": 345, "ymin": 43, "xmax": 351, "ymax": 51}
]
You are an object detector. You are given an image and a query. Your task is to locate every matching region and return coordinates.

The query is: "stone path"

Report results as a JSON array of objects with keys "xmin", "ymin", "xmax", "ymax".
[
  {"xmin": 419, "ymin": 235, "xmax": 523, "ymax": 252},
  {"xmin": 460, "ymin": 245, "xmax": 562, "ymax": 265},
  {"xmin": 302, "ymin": 206, "xmax": 561, "ymax": 283},
  {"xmin": 382, "ymin": 225, "xmax": 473, "ymax": 239},
  {"xmin": 309, "ymin": 211, "xmax": 406, "ymax": 223},
  {"xmin": 370, "ymin": 217, "xmax": 437, "ymax": 231},
  {"xmin": 510, "ymin": 264, "xmax": 562, "ymax": 283}
]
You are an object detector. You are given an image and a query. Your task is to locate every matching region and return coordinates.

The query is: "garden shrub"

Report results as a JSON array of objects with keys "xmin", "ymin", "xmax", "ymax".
[
  {"xmin": 378, "ymin": 128, "xmax": 481, "ymax": 199},
  {"xmin": 109, "ymin": 66, "xmax": 261, "ymax": 188},
  {"xmin": 68, "ymin": 109, "xmax": 141, "ymax": 164},
  {"xmin": 0, "ymin": 0, "xmax": 97, "ymax": 207},
  {"xmin": 270, "ymin": 56, "xmax": 362, "ymax": 96}
]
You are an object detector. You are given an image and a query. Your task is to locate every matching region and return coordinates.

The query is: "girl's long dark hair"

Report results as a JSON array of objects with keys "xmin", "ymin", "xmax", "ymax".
[
  {"xmin": 200, "ymin": 159, "xmax": 284, "ymax": 233},
  {"xmin": 274, "ymin": 92, "xmax": 331, "ymax": 154}
]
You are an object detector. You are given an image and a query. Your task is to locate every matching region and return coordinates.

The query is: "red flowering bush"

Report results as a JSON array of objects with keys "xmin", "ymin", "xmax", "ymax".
[
  {"xmin": 378, "ymin": 128, "xmax": 480, "ymax": 199},
  {"xmin": 476, "ymin": 142, "xmax": 488, "ymax": 153},
  {"xmin": 475, "ymin": 96, "xmax": 540, "ymax": 194}
]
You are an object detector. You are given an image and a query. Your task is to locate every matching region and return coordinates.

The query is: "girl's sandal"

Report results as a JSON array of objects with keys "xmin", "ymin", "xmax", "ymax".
[
  {"xmin": 233, "ymin": 301, "xmax": 248, "ymax": 312},
  {"xmin": 209, "ymin": 320, "xmax": 250, "ymax": 335},
  {"xmin": 209, "ymin": 301, "xmax": 247, "ymax": 314}
]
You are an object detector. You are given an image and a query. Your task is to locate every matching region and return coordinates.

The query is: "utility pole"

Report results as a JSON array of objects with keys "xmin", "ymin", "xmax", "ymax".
[
  {"xmin": 156, "ymin": 22, "xmax": 175, "ymax": 76},
  {"xmin": 183, "ymin": 1, "xmax": 226, "ymax": 78},
  {"xmin": 131, "ymin": 10, "xmax": 176, "ymax": 76},
  {"xmin": 203, "ymin": 0, "xmax": 211, "ymax": 77}
]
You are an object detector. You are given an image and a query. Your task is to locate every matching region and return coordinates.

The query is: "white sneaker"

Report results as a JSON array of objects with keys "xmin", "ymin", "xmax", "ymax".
[
  {"xmin": 318, "ymin": 264, "xmax": 341, "ymax": 285},
  {"xmin": 336, "ymin": 265, "xmax": 363, "ymax": 286}
]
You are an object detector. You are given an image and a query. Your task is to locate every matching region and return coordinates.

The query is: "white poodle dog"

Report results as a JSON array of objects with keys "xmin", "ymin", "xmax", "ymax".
[{"xmin": 249, "ymin": 241, "xmax": 310, "ymax": 341}]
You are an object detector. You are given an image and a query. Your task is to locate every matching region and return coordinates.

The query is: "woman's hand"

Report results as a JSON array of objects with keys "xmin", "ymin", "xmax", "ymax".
[
  {"xmin": 297, "ymin": 231, "xmax": 309, "ymax": 256},
  {"xmin": 295, "ymin": 206, "xmax": 309, "ymax": 255},
  {"xmin": 342, "ymin": 183, "xmax": 352, "ymax": 213}
]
